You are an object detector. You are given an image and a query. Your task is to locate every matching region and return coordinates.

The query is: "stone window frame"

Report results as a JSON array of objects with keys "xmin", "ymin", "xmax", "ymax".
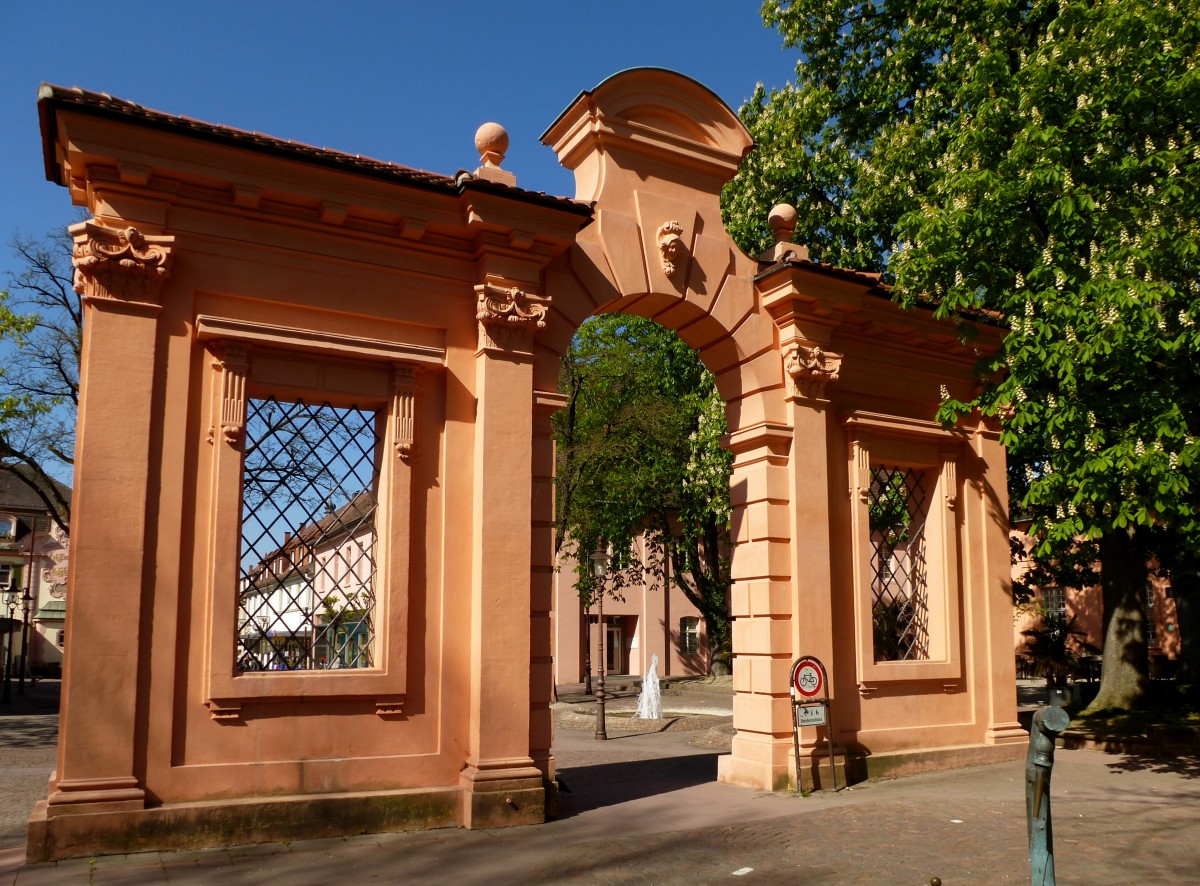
[
  {"xmin": 196, "ymin": 316, "xmax": 442, "ymax": 719},
  {"xmin": 846, "ymin": 412, "xmax": 965, "ymax": 688}
]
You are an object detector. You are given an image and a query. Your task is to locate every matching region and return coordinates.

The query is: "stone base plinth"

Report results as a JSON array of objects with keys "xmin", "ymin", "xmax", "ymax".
[
  {"xmin": 26, "ymin": 787, "xmax": 461, "ymax": 863},
  {"xmin": 459, "ymin": 763, "xmax": 546, "ymax": 829},
  {"xmin": 719, "ymin": 740, "xmax": 1028, "ymax": 797},
  {"xmin": 859, "ymin": 742, "xmax": 1027, "ymax": 782}
]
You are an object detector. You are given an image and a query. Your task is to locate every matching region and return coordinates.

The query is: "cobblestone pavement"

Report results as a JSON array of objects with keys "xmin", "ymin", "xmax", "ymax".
[{"xmin": 4, "ymin": 683, "xmax": 1200, "ymax": 884}]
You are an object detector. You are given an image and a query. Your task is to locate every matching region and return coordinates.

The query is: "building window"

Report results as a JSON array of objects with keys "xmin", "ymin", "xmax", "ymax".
[
  {"xmin": 0, "ymin": 517, "xmax": 14, "ymax": 539},
  {"xmin": 868, "ymin": 465, "xmax": 930, "ymax": 662},
  {"xmin": 1041, "ymin": 586, "xmax": 1066, "ymax": 621},
  {"xmin": 0, "ymin": 564, "xmax": 21, "ymax": 590},
  {"xmin": 1146, "ymin": 585, "xmax": 1158, "ymax": 644},
  {"xmin": 680, "ymin": 616, "xmax": 700, "ymax": 655},
  {"xmin": 236, "ymin": 396, "xmax": 381, "ymax": 672}
]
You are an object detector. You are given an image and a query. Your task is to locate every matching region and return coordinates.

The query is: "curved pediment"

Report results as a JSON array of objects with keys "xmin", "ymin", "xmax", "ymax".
[
  {"xmin": 542, "ymin": 67, "xmax": 752, "ymax": 189},
  {"xmin": 584, "ymin": 67, "xmax": 752, "ymax": 157}
]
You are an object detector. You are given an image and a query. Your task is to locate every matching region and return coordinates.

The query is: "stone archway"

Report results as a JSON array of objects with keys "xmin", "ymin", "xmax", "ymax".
[
  {"xmin": 534, "ymin": 69, "xmax": 1023, "ymax": 793},
  {"xmin": 537, "ymin": 69, "xmax": 800, "ymax": 791}
]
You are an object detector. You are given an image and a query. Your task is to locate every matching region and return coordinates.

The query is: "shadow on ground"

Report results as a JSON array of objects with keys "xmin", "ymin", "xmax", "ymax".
[
  {"xmin": 0, "ymin": 716, "xmax": 58, "ymax": 749},
  {"xmin": 1106, "ymin": 752, "xmax": 1200, "ymax": 778},
  {"xmin": 554, "ymin": 752, "xmax": 721, "ymax": 819}
]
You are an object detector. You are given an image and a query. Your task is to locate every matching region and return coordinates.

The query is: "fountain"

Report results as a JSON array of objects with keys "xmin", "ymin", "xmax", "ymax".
[{"xmin": 634, "ymin": 654, "xmax": 663, "ymax": 719}]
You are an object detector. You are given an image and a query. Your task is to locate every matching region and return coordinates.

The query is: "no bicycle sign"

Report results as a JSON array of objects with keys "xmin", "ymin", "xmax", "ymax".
[
  {"xmin": 791, "ymin": 656, "xmax": 825, "ymax": 700},
  {"xmin": 788, "ymin": 654, "xmax": 837, "ymax": 792}
]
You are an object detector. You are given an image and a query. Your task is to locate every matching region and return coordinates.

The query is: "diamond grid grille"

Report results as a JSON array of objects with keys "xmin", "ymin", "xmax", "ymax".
[
  {"xmin": 868, "ymin": 465, "xmax": 930, "ymax": 661},
  {"xmin": 237, "ymin": 396, "xmax": 380, "ymax": 672}
]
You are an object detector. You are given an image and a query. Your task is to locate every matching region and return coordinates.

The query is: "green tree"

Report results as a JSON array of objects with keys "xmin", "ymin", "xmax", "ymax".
[
  {"xmin": 725, "ymin": 0, "xmax": 1200, "ymax": 709},
  {"xmin": 0, "ymin": 226, "xmax": 79, "ymax": 532},
  {"xmin": 554, "ymin": 314, "xmax": 733, "ymax": 672}
]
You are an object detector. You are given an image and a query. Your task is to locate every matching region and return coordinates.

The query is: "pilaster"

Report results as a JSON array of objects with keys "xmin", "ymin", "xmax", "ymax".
[
  {"xmin": 461, "ymin": 277, "xmax": 546, "ymax": 827},
  {"xmin": 763, "ymin": 265, "xmax": 845, "ymax": 762},
  {"xmin": 717, "ymin": 421, "xmax": 794, "ymax": 791},
  {"xmin": 50, "ymin": 221, "xmax": 173, "ymax": 815},
  {"xmin": 972, "ymin": 422, "xmax": 1027, "ymax": 745}
]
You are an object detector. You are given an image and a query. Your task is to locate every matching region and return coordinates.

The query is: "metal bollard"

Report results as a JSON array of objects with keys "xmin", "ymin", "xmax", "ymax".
[{"xmin": 1026, "ymin": 705, "xmax": 1071, "ymax": 885}]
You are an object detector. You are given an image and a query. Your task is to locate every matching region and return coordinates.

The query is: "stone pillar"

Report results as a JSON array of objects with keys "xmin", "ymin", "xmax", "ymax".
[
  {"xmin": 757, "ymin": 242, "xmax": 846, "ymax": 783},
  {"xmin": 718, "ymin": 421, "xmax": 794, "ymax": 791},
  {"xmin": 782, "ymin": 342, "xmax": 844, "ymax": 768},
  {"xmin": 49, "ymin": 222, "xmax": 173, "ymax": 814},
  {"xmin": 973, "ymin": 423, "xmax": 1027, "ymax": 745},
  {"xmin": 529, "ymin": 389, "xmax": 567, "ymax": 783},
  {"xmin": 459, "ymin": 281, "xmax": 547, "ymax": 827}
]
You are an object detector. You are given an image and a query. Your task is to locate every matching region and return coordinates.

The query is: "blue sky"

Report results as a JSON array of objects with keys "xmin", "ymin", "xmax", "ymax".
[{"xmin": 0, "ymin": 1, "xmax": 798, "ymax": 286}]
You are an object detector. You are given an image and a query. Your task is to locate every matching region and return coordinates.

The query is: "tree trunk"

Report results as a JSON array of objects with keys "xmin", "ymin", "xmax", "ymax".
[{"xmin": 1084, "ymin": 527, "xmax": 1149, "ymax": 713}]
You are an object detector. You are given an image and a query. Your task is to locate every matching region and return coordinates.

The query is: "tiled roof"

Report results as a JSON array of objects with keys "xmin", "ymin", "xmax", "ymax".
[
  {"xmin": 38, "ymin": 84, "xmax": 591, "ymax": 216},
  {"xmin": 758, "ymin": 254, "xmax": 1005, "ymax": 327},
  {"xmin": 756, "ymin": 254, "xmax": 889, "ymax": 292},
  {"xmin": 0, "ymin": 467, "xmax": 71, "ymax": 513}
]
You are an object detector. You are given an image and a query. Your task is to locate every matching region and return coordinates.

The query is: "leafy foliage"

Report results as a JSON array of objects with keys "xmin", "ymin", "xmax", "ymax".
[
  {"xmin": 0, "ymin": 226, "xmax": 80, "ymax": 531},
  {"xmin": 725, "ymin": 0, "xmax": 1200, "ymax": 707},
  {"xmin": 553, "ymin": 314, "xmax": 733, "ymax": 668},
  {"xmin": 1022, "ymin": 612, "xmax": 1101, "ymax": 688}
]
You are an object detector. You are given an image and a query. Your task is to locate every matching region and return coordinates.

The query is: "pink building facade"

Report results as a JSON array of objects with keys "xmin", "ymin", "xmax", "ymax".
[
  {"xmin": 554, "ymin": 537, "xmax": 712, "ymax": 683},
  {"xmin": 29, "ymin": 69, "xmax": 1024, "ymax": 862}
]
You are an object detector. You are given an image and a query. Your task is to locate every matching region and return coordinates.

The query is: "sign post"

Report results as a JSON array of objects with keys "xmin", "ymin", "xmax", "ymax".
[{"xmin": 789, "ymin": 655, "xmax": 836, "ymax": 792}]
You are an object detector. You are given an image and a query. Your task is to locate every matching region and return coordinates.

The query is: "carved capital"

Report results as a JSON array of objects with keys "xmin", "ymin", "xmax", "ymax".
[
  {"xmin": 783, "ymin": 344, "xmax": 842, "ymax": 401},
  {"xmin": 657, "ymin": 220, "xmax": 686, "ymax": 279},
  {"xmin": 475, "ymin": 283, "xmax": 547, "ymax": 354},
  {"xmin": 71, "ymin": 221, "xmax": 173, "ymax": 305}
]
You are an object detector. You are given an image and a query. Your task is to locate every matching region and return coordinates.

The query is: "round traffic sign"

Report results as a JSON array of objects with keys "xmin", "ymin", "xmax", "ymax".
[{"xmin": 791, "ymin": 656, "xmax": 824, "ymax": 699}]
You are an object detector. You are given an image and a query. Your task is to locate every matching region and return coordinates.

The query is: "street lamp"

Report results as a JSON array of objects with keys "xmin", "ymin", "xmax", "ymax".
[
  {"xmin": 589, "ymin": 541, "xmax": 611, "ymax": 741},
  {"xmin": 582, "ymin": 601, "xmax": 593, "ymax": 696},
  {"xmin": 1, "ymin": 589, "xmax": 16, "ymax": 705},
  {"xmin": 16, "ymin": 588, "xmax": 32, "ymax": 695}
]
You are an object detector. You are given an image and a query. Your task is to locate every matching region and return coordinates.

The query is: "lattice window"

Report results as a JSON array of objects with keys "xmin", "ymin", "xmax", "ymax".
[
  {"xmin": 868, "ymin": 465, "xmax": 930, "ymax": 661},
  {"xmin": 237, "ymin": 396, "xmax": 381, "ymax": 672},
  {"xmin": 1041, "ymin": 586, "xmax": 1066, "ymax": 621}
]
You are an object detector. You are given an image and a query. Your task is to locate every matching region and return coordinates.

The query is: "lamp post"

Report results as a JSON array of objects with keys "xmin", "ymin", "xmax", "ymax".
[
  {"xmin": 18, "ymin": 519, "xmax": 37, "ymax": 695},
  {"xmin": 1, "ymin": 589, "xmax": 15, "ymax": 705},
  {"xmin": 16, "ymin": 588, "xmax": 32, "ymax": 695},
  {"xmin": 589, "ymin": 541, "xmax": 611, "ymax": 741},
  {"xmin": 582, "ymin": 602, "xmax": 593, "ymax": 695}
]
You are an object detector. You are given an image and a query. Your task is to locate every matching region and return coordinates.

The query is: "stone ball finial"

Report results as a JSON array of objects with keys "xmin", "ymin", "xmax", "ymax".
[
  {"xmin": 475, "ymin": 122, "xmax": 509, "ymax": 168},
  {"xmin": 768, "ymin": 203, "xmax": 798, "ymax": 244}
]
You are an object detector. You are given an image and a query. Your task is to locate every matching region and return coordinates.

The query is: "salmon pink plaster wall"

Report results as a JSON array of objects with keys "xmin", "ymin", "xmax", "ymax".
[{"xmin": 28, "ymin": 70, "xmax": 1022, "ymax": 861}]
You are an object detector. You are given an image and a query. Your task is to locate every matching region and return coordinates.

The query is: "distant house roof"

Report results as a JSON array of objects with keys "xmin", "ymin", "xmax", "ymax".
[
  {"xmin": 0, "ymin": 467, "xmax": 71, "ymax": 514},
  {"xmin": 242, "ymin": 490, "xmax": 376, "ymax": 592},
  {"xmin": 35, "ymin": 600, "xmax": 67, "ymax": 620}
]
